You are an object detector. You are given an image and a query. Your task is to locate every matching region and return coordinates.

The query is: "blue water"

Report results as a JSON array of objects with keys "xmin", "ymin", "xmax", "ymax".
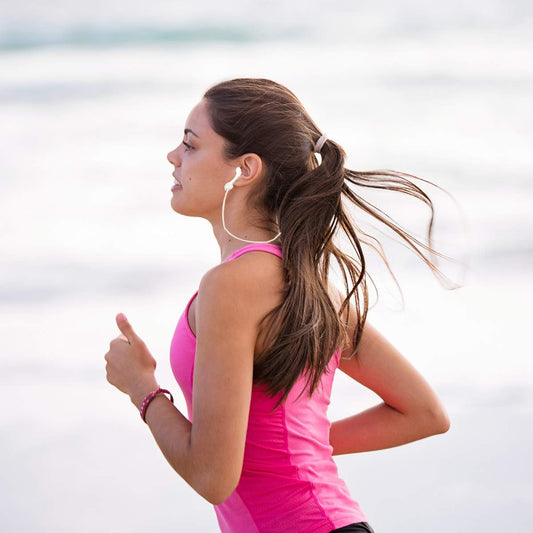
[
  {"xmin": 1, "ymin": 0, "xmax": 532, "ymax": 50},
  {"xmin": 1, "ymin": 2, "xmax": 532, "ymax": 531}
]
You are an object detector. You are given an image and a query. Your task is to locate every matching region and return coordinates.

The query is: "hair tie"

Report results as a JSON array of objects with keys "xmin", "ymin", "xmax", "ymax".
[{"xmin": 313, "ymin": 132, "xmax": 328, "ymax": 154}]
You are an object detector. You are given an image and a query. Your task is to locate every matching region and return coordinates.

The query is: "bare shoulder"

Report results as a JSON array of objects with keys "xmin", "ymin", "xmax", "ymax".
[
  {"xmin": 326, "ymin": 280, "xmax": 354, "ymax": 355},
  {"xmin": 327, "ymin": 282, "xmax": 429, "ymax": 399},
  {"xmin": 326, "ymin": 280, "xmax": 387, "ymax": 363},
  {"xmin": 201, "ymin": 250, "xmax": 284, "ymax": 296},
  {"xmin": 326, "ymin": 280, "xmax": 344, "ymax": 314},
  {"xmin": 198, "ymin": 251, "xmax": 286, "ymax": 340}
]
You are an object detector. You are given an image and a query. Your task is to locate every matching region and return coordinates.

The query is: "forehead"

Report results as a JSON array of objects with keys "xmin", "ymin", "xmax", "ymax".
[{"xmin": 184, "ymin": 99, "xmax": 213, "ymax": 137}]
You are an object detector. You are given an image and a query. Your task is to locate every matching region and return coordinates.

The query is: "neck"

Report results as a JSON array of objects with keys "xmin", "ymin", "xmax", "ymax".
[
  {"xmin": 210, "ymin": 191, "xmax": 281, "ymax": 260},
  {"xmin": 216, "ymin": 232, "xmax": 281, "ymax": 262}
]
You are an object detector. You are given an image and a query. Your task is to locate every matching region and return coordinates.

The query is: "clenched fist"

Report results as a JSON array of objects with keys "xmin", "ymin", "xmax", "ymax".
[{"xmin": 104, "ymin": 313, "xmax": 159, "ymax": 408}]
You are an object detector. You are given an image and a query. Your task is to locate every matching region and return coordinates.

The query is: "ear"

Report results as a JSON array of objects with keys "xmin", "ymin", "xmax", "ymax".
[{"xmin": 236, "ymin": 153, "xmax": 263, "ymax": 187}]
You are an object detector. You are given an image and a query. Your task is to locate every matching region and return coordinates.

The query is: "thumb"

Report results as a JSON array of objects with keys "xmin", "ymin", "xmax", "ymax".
[{"xmin": 115, "ymin": 313, "xmax": 139, "ymax": 344}]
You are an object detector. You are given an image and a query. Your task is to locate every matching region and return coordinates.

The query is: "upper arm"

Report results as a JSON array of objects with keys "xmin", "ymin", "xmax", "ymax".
[
  {"xmin": 329, "ymin": 283, "xmax": 447, "ymax": 417},
  {"xmin": 190, "ymin": 258, "xmax": 280, "ymax": 501}
]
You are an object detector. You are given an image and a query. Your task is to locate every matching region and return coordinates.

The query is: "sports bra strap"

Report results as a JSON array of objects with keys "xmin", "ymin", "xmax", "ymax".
[{"xmin": 223, "ymin": 243, "xmax": 282, "ymax": 262}]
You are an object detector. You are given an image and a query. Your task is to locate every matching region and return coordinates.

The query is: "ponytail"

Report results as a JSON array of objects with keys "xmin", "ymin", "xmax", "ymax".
[{"xmin": 204, "ymin": 77, "xmax": 459, "ymax": 406}]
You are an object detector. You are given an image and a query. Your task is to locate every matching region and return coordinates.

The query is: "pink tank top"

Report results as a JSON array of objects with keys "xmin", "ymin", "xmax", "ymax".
[{"xmin": 170, "ymin": 243, "xmax": 366, "ymax": 533}]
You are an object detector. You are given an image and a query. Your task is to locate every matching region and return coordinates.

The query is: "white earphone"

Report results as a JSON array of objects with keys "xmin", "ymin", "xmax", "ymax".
[
  {"xmin": 224, "ymin": 167, "xmax": 242, "ymax": 191},
  {"xmin": 221, "ymin": 167, "xmax": 281, "ymax": 244}
]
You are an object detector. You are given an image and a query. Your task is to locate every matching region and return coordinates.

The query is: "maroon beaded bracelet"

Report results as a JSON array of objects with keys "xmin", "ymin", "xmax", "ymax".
[{"xmin": 139, "ymin": 387, "xmax": 174, "ymax": 423}]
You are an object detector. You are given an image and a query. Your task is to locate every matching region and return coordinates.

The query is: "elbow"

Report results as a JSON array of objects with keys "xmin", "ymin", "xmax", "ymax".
[
  {"xmin": 438, "ymin": 411, "xmax": 451, "ymax": 434},
  {"xmin": 206, "ymin": 492, "xmax": 234, "ymax": 507},
  {"xmin": 204, "ymin": 485, "xmax": 236, "ymax": 506},
  {"xmin": 427, "ymin": 405, "xmax": 451, "ymax": 436},
  {"xmin": 196, "ymin": 470, "xmax": 240, "ymax": 506}
]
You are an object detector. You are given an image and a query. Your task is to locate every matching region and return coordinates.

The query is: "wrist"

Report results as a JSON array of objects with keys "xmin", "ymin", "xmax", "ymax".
[
  {"xmin": 138, "ymin": 387, "xmax": 174, "ymax": 423},
  {"xmin": 129, "ymin": 377, "xmax": 159, "ymax": 410}
]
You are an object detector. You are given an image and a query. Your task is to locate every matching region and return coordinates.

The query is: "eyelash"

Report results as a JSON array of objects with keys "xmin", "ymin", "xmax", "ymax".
[{"xmin": 183, "ymin": 141, "xmax": 194, "ymax": 152}]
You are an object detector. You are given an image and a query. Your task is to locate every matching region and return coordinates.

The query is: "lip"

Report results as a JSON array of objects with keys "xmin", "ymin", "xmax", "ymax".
[{"xmin": 172, "ymin": 173, "xmax": 183, "ymax": 191}]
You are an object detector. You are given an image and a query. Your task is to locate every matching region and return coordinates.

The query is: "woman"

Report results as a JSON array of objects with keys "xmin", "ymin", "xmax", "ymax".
[{"xmin": 105, "ymin": 78, "xmax": 451, "ymax": 533}]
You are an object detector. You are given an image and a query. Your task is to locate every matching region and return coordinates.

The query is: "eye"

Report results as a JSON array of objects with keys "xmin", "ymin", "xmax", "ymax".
[{"xmin": 183, "ymin": 141, "xmax": 194, "ymax": 152}]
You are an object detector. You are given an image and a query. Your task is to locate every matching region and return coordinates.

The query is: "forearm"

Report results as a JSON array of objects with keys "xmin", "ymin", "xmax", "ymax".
[
  {"xmin": 129, "ymin": 388, "xmax": 208, "ymax": 499},
  {"xmin": 330, "ymin": 401, "xmax": 450, "ymax": 455}
]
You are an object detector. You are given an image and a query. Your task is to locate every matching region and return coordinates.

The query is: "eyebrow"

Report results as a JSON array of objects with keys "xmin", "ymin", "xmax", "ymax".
[{"xmin": 184, "ymin": 128, "xmax": 199, "ymax": 138}]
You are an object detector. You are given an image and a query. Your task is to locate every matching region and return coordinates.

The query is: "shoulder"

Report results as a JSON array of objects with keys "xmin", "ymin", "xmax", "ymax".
[
  {"xmin": 327, "ymin": 280, "xmax": 346, "ymax": 320},
  {"xmin": 201, "ymin": 250, "xmax": 284, "ymax": 296},
  {"xmin": 326, "ymin": 280, "xmax": 358, "ymax": 357},
  {"xmin": 198, "ymin": 251, "xmax": 285, "ymax": 326}
]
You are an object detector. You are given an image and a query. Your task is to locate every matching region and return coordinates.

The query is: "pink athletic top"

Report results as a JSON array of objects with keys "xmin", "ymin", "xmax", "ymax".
[{"xmin": 170, "ymin": 243, "xmax": 366, "ymax": 533}]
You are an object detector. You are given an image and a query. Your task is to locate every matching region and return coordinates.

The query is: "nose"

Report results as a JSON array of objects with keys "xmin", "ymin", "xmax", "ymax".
[{"xmin": 167, "ymin": 146, "xmax": 181, "ymax": 166}]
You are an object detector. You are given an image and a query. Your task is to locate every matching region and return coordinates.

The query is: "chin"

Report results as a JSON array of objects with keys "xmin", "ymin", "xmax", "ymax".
[
  {"xmin": 170, "ymin": 195, "xmax": 198, "ymax": 217},
  {"xmin": 170, "ymin": 195, "xmax": 183, "ymax": 214}
]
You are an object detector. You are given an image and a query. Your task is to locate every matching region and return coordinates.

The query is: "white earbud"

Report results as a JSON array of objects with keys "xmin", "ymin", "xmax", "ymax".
[
  {"xmin": 221, "ymin": 166, "xmax": 281, "ymax": 243},
  {"xmin": 224, "ymin": 167, "xmax": 242, "ymax": 192}
]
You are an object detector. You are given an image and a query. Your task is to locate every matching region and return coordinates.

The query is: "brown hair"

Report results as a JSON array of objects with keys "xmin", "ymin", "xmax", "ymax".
[{"xmin": 204, "ymin": 78, "xmax": 455, "ymax": 404}]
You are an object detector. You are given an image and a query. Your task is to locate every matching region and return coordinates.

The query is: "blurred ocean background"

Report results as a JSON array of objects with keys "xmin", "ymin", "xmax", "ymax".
[{"xmin": 1, "ymin": 1, "xmax": 532, "ymax": 531}]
